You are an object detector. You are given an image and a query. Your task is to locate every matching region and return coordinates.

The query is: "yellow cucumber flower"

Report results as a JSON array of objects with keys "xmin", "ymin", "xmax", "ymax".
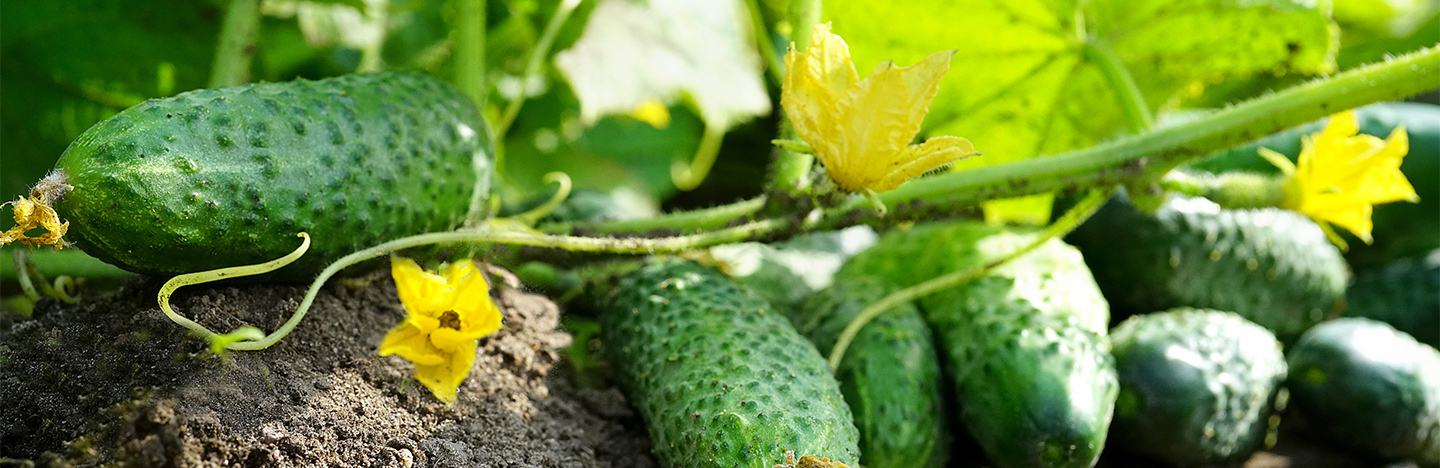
[
  {"xmin": 379, "ymin": 256, "xmax": 503, "ymax": 403},
  {"xmin": 1265, "ymin": 110, "xmax": 1416, "ymax": 247},
  {"xmin": 781, "ymin": 23, "xmax": 976, "ymax": 193}
]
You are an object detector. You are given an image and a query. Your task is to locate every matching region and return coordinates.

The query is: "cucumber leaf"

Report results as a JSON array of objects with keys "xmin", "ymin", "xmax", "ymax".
[
  {"xmin": 553, "ymin": 0, "xmax": 771, "ymax": 130},
  {"xmin": 828, "ymin": 0, "xmax": 1337, "ymax": 222},
  {"xmin": 0, "ymin": 0, "xmax": 218, "ymax": 200}
]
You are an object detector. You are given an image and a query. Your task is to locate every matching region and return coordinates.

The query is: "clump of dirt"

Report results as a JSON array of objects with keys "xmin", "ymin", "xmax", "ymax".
[{"xmin": 0, "ymin": 268, "xmax": 654, "ymax": 467}]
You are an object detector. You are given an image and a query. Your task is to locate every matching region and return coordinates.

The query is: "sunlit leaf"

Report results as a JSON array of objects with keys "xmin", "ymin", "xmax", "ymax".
[
  {"xmin": 829, "ymin": 0, "xmax": 1337, "ymax": 222},
  {"xmin": 554, "ymin": 0, "xmax": 771, "ymax": 129}
]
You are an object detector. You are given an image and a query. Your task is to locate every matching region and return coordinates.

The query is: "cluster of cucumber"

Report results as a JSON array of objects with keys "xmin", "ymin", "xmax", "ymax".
[
  {"xmin": 23, "ymin": 72, "xmax": 1437, "ymax": 467},
  {"xmin": 595, "ymin": 104, "xmax": 1439, "ymax": 467}
]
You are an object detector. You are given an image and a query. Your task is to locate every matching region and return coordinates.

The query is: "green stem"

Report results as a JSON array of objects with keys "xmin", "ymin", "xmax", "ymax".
[
  {"xmin": 790, "ymin": 0, "xmax": 822, "ymax": 48},
  {"xmin": 746, "ymin": 0, "xmax": 785, "ymax": 84},
  {"xmin": 164, "ymin": 218, "xmax": 788, "ymax": 351},
  {"xmin": 209, "ymin": 0, "xmax": 260, "ymax": 87},
  {"xmin": 765, "ymin": 0, "xmax": 823, "ymax": 196},
  {"xmin": 827, "ymin": 188, "xmax": 1111, "ymax": 369},
  {"xmin": 561, "ymin": 196, "xmax": 767, "ymax": 234},
  {"xmin": 452, "ymin": 0, "xmax": 487, "ymax": 109},
  {"xmin": 1161, "ymin": 171, "xmax": 1286, "ymax": 209},
  {"xmin": 510, "ymin": 172, "xmax": 574, "ymax": 225},
  {"xmin": 357, "ymin": 1, "xmax": 390, "ymax": 72},
  {"xmin": 1083, "ymin": 40, "xmax": 1152, "ymax": 133},
  {"xmin": 671, "ymin": 124, "xmax": 726, "ymax": 191},
  {"xmin": 12, "ymin": 250, "xmax": 39, "ymax": 302},
  {"xmin": 494, "ymin": 0, "xmax": 581, "ymax": 140},
  {"xmin": 861, "ymin": 46, "xmax": 1440, "ymax": 218}
]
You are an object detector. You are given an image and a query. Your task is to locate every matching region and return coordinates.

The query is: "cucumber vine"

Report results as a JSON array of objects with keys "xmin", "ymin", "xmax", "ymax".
[{"xmin": 150, "ymin": 45, "xmax": 1440, "ymax": 352}]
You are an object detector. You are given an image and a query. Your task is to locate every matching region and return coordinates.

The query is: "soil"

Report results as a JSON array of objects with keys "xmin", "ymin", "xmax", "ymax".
[
  {"xmin": 0, "ymin": 265, "xmax": 1412, "ymax": 468},
  {"xmin": 0, "ymin": 268, "xmax": 655, "ymax": 467}
]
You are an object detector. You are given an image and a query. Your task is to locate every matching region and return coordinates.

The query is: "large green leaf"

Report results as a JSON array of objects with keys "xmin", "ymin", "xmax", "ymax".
[
  {"xmin": 554, "ymin": 0, "xmax": 771, "ymax": 129},
  {"xmin": 829, "ymin": 0, "xmax": 1337, "ymax": 222},
  {"xmin": 1, "ymin": 0, "xmax": 218, "ymax": 199}
]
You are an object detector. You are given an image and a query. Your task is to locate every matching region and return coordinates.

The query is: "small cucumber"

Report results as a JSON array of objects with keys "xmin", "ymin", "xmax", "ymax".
[
  {"xmin": 1286, "ymin": 318, "xmax": 1440, "ymax": 464},
  {"xmin": 599, "ymin": 260, "xmax": 859, "ymax": 467},
  {"xmin": 839, "ymin": 222, "xmax": 1117, "ymax": 468},
  {"xmin": 788, "ymin": 277, "xmax": 947, "ymax": 468},
  {"xmin": 1068, "ymin": 195, "xmax": 1348, "ymax": 339},
  {"xmin": 1109, "ymin": 308, "xmax": 1286, "ymax": 465},
  {"xmin": 1190, "ymin": 102, "xmax": 1440, "ymax": 268},
  {"xmin": 1345, "ymin": 250, "xmax": 1440, "ymax": 348},
  {"xmin": 48, "ymin": 72, "xmax": 491, "ymax": 278}
]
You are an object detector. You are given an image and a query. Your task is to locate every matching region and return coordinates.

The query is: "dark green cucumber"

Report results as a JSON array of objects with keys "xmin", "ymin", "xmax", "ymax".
[
  {"xmin": 599, "ymin": 260, "xmax": 859, "ymax": 467},
  {"xmin": 1345, "ymin": 250, "xmax": 1440, "ymax": 348},
  {"xmin": 1068, "ymin": 195, "xmax": 1348, "ymax": 339},
  {"xmin": 839, "ymin": 222, "xmax": 1117, "ymax": 468},
  {"xmin": 1286, "ymin": 318, "xmax": 1440, "ymax": 464},
  {"xmin": 49, "ymin": 72, "xmax": 491, "ymax": 278},
  {"xmin": 1190, "ymin": 102, "xmax": 1440, "ymax": 268},
  {"xmin": 1109, "ymin": 308, "xmax": 1287, "ymax": 464},
  {"xmin": 788, "ymin": 277, "xmax": 946, "ymax": 468}
]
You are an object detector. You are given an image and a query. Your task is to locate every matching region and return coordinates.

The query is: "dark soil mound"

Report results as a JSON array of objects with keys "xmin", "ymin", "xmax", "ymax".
[{"xmin": 0, "ymin": 269, "xmax": 653, "ymax": 467}]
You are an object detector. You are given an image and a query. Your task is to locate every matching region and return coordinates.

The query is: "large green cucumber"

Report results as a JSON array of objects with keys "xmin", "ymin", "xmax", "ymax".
[
  {"xmin": 1068, "ymin": 195, "xmax": 1348, "ymax": 339},
  {"xmin": 1109, "ymin": 308, "xmax": 1287, "ymax": 464},
  {"xmin": 1345, "ymin": 250, "xmax": 1440, "ymax": 348},
  {"xmin": 1190, "ymin": 102, "xmax": 1440, "ymax": 268},
  {"xmin": 599, "ymin": 260, "xmax": 859, "ymax": 467},
  {"xmin": 1286, "ymin": 318, "xmax": 1440, "ymax": 464},
  {"xmin": 839, "ymin": 222, "xmax": 1117, "ymax": 468},
  {"xmin": 788, "ymin": 277, "xmax": 946, "ymax": 468},
  {"xmin": 47, "ymin": 72, "xmax": 491, "ymax": 278}
]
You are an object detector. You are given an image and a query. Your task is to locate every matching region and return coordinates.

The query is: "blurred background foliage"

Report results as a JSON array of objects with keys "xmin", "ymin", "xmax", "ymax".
[{"xmin": 2, "ymin": 0, "xmax": 1435, "ymax": 213}]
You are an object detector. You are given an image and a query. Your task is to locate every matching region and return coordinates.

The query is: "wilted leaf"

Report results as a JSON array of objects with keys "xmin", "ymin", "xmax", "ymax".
[{"xmin": 829, "ymin": 0, "xmax": 1337, "ymax": 222}]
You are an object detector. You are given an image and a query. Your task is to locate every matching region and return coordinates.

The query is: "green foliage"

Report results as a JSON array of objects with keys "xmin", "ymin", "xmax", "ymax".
[
  {"xmin": 0, "ymin": 0, "xmax": 220, "ymax": 200},
  {"xmin": 827, "ymin": 0, "xmax": 1337, "ymax": 221},
  {"xmin": 554, "ymin": 0, "xmax": 771, "ymax": 130}
]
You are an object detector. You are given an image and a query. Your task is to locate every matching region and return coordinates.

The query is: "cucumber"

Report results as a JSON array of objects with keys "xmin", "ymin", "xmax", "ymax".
[
  {"xmin": 1286, "ymin": 318, "xmax": 1440, "ymax": 464},
  {"xmin": 788, "ymin": 277, "xmax": 946, "ymax": 468},
  {"xmin": 839, "ymin": 222, "xmax": 1117, "ymax": 468},
  {"xmin": 1190, "ymin": 102, "xmax": 1440, "ymax": 268},
  {"xmin": 1345, "ymin": 250, "xmax": 1440, "ymax": 348},
  {"xmin": 1067, "ymin": 195, "xmax": 1348, "ymax": 339},
  {"xmin": 599, "ymin": 260, "xmax": 859, "ymax": 467},
  {"xmin": 1109, "ymin": 309, "xmax": 1287, "ymax": 464},
  {"xmin": 46, "ymin": 72, "xmax": 490, "ymax": 278}
]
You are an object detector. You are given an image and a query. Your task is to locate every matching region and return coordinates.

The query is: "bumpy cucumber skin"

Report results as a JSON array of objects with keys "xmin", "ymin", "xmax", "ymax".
[
  {"xmin": 1345, "ymin": 250, "xmax": 1440, "ymax": 348},
  {"xmin": 54, "ymin": 72, "xmax": 491, "ymax": 278},
  {"xmin": 1109, "ymin": 309, "xmax": 1286, "ymax": 464},
  {"xmin": 839, "ymin": 222, "xmax": 1117, "ymax": 468},
  {"xmin": 1286, "ymin": 318, "xmax": 1440, "ymax": 464},
  {"xmin": 1191, "ymin": 102, "xmax": 1440, "ymax": 268},
  {"xmin": 1068, "ymin": 195, "xmax": 1347, "ymax": 339},
  {"xmin": 600, "ymin": 260, "xmax": 859, "ymax": 467},
  {"xmin": 790, "ymin": 277, "xmax": 947, "ymax": 468}
]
